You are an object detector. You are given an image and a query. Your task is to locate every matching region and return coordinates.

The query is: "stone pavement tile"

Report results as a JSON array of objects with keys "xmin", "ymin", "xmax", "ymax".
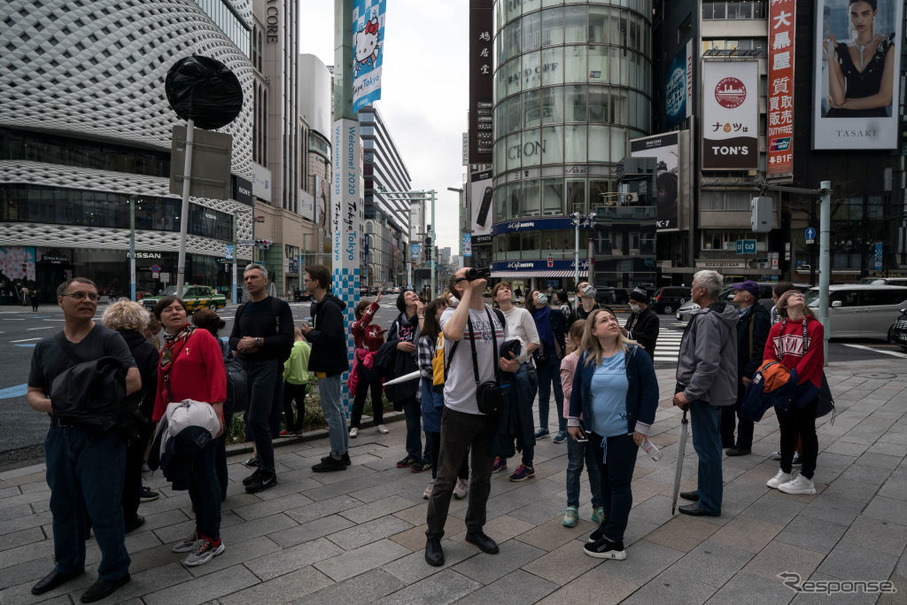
[
  {"xmin": 0, "ymin": 555, "xmax": 55, "ymax": 589},
  {"xmin": 295, "ymin": 568, "xmax": 405, "ymax": 604},
  {"xmin": 817, "ymin": 542, "xmax": 899, "ymax": 582},
  {"xmin": 153, "ymin": 516, "xmax": 197, "ymax": 546},
  {"xmin": 339, "ymin": 494, "xmax": 420, "ymax": 524},
  {"xmin": 535, "ymin": 565, "xmax": 639, "ymax": 604},
  {"xmin": 839, "ymin": 463, "xmax": 895, "ymax": 487},
  {"xmin": 0, "ymin": 502, "xmax": 32, "ymax": 523},
  {"xmin": 455, "ymin": 569, "xmax": 558, "ymax": 605},
  {"xmin": 481, "ymin": 478, "xmax": 562, "ymax": 521},
  {"xmin": 388, "ymin": 523, "xmax": 429, "ymax": 552},
  {"xmin": 709, "ymin": 515, "xmax": 783, "ymax": 553},
  {"xmin": 591, "ymin": 539, "xmax": 684, "ymax": 585},
  {"xmin": 840, "ymin": 516, "xmax": 907, "ymax": 557},
  {"xmin": 774, "ymin": 514, "xmax": 848, "ymax": 554},
  {"xmin": 393, "ymin": 502, "xmax": 433, "ymax": 527},
  {"xmin": 452, "ymin": 538, "xmax": 543, "ymax": 584},
  {"xmin": 189, "ymin": 536, "xmax": 281, "ymax": 579},
  {"xmin": 799, "ymin": 495, "xmax": 860, "ymax": 527},
  {"xmin": 743, "ymin": 540, "xmax": 824, "ymax": 583},
  {"xmin": 879, "ymin": 573, "xmax": 907, "ymax": 604},
  {"xmin": 269, "ymin": 513, "xmax": 355, "ymax": 548},
  {"xmin": 669, "ymin": 539, "xmax": 754, "ymax": 587},
  {"xmin": 864, "ymin": 495, "xmax": 907, "ymax": 526},
  {"xmin": 2, "ymin": 526, "xmax": 43, "ymax": 551},
  {"xmin": 870, "ymin": 440, "xmax": 907, "ymax": 458},
  {"xmin": 0, "ymin": 490, "xmax": 47, "ymax": 514},
  {"xmin": 219, "ymin": 512, "xmax": 297, "ymax": 545},
  {"xmin": 0, "ymin": 566, "xmax": 95, "ymax": 603},
  {"xmin": 629, "ymin": 476, "xmax": 673, "ymax": 504},
  {"xmin": 879, "ymin": 476, "xmax": 907, "ymax": 500},
  {"xmin": 98, "ymin": 561, "xmax": 191, "ymax": 602},
  {"xmin": 478, "ymin": 513, "xmax": 536, "ymax": 544},
  {"xmin": 219, "ymin": 565, "xmax": 333, "ymax": 604},
  {"xmin": 741, "ymin": 491, "xmax": 808, "ymax": 525},
  {"xmin": 285, "ymin": 494, "xmax": 364, "ymax": 525},
  {"xmin": 138, "ymin": 507, "xmax": 192, "ymax": 534},
  {"xmin": 521, "ymin": 539, "xmax": 601, "ymax": 586},
  {"xmin": 382, "ymin": 540, "xmax": 476, "ymax": 585},
  {"xmin": 790, "ymin": 571, "xmax": 882, "ymax": 605},
  {"xmin": 230, "ymin": 493, "xmax": 316, "ymax": 522},
  {"xmin": 326, "ymin": 514, "xmax": 413, "ymax": 550},
  {"xmin": 515, "ymin": 517, "xmax": 590, "ymax": 552},
  {"xmin": 0, "ymin": 535, "xmax": 54, "ymax": 569},
  {"xmin": 628, "ymin": 494, "xmax": 674, "ymax": 527},
  {"xmin": 314, "ymin": 538, "xmax": 411, "ymax": 582},
  {"xmin": 507, "ymin": 492, "xmax": 570, "ymax": 526},
  {"xmin": 623, "ymin": 518, "xmax": 662, "ymax": 546},
  {"xmin": 143, "ymin": 564, "xmax": 260, "ymax": 605},
  {"xmin": 704, "ymin": 571, "xmax": 795, "ymax": 605},
  {"xmin": 644, "ymin": 514, "xmax": 720, "ymax": 552},
  {"xmin": 374, "ymin": 568, "xmax": 481, "ymax": 605},
  {"xmin": 620, "ymin": 566, "xmax": 718, "ymax": 605},
  {"xmin": 348, "ymin": 472, "xmax": 430, "ymax": 504},
  {"xmin": 301, "ymin": 472, "xmax": 386, "ymax": 502}
]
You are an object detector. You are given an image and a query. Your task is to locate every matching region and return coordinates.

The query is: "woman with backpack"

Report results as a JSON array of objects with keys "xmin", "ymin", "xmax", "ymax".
[{"xmin": 387, "ymin": 289, "xmax": 428, "ymax": 471}]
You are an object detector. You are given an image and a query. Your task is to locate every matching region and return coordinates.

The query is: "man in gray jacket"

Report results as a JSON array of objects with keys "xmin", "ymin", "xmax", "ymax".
[{"xmin": 672, "ymin": 270, "xmax": 738, "ymax": 516}]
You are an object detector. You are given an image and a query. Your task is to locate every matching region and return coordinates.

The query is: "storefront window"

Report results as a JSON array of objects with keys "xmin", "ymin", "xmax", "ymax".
[
  {"xmin": 523, "ymin": 0, "xmax": 542, "ymax": 14},
  {"xmin": 521, "ymin": 229, "xmax": 541, "ymax": 252},
  {"xmin": 611, "ymin": 127, "xmax": 627, "ymax": 160},
  {"xmin": 588, "ymin": 6, "xmax": 610, "ymax": 44},
  {"xmin": 506, "ymin": 132, "xmax": 521, "ymax": 172},
  {"xmin": 494, "ymin": 185, "xmax": 508, "ymax": 223},
  {"xmin": 538, "ymin": 86, "xmax": 563, "ymax": 124},
  {"xmin": 522, "ymin": 50, "xmax": 541, "ymax": 89},
  {"xmin": 541, "ymin": 178, "xmax": 563, "ymax": 215},
  {"xmin": 507, "ymin": 181, "xmax": 522, "ymax": 217},
  {"xmin": 589, "ymin": 180, "xmax": 611, "ymax": 209},
  {"xmin": 504, "ymin": 19, "xmax": 521, "ymax": 57},
  {"xmin": 588, "ymin": 45, "xmax": 609, "ymax": 83},
  {"xmin": 566, "ymin": 179, "xmax": 586, "ymax": 214},
  {"xmin": 505, "ymin": 57, "xmax": 521, "ymax": 97},
  {"xmin": 522, "ymin": 128, "xmax": 541, "ymax": 167}
]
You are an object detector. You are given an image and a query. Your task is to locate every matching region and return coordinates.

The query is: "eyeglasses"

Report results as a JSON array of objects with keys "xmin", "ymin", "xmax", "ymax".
[{"xmin": 62, "ymin": 292, "xmax": 98, "ymax": 301}]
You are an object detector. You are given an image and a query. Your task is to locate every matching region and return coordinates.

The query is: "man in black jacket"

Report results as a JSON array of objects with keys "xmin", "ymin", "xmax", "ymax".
[
  {"xmin": 230, "ymin": 264, "xmax": 294, "ymax": 492},
  {"xmin": 300, "ymin": 264, "xmax": 351, "ymax": 472},
  {"xmin": 623, "ymin": 287, "xmax": 659, "ymax": 361},
  {"xmin": 721, "ymin": 280, "xmax": 771, "ymax": 456}
]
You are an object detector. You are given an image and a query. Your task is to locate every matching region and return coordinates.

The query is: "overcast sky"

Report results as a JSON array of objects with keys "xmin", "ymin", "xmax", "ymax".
[{"xmin": 299, "ymin": 0, "xmax": 470, "ymax": 252}]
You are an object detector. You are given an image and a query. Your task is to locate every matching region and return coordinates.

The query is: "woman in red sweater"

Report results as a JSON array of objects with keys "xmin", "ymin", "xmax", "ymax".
[
  {"xmin": 348, "ymin": 294, "xmax": 388, "ymax": 437},
  {"xmin": 763, "ymin": 290, "xmax": 824, "ymax": 496},
  {"xmin": 152, "ymin": 296, "xmax": 227, "ymax": 567}
]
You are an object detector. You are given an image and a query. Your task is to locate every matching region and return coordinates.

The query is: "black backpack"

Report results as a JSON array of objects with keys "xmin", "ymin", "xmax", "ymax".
[
  {"xmin": 219, "ymin": 340, "xmax": 249, "ymax": 415},
  {"xmin": 235, "ymin": 296, "xmax": 294, "ymax": 363}
]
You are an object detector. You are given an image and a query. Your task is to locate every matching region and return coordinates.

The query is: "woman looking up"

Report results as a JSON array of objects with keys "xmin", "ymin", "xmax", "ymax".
[
  {"xmin": 349, "ymin": 293, "xmax": 387, "ymax": 437},
  {"xmin": 388, "ymin": 289, "xmax": 428, "ymax": 471}
]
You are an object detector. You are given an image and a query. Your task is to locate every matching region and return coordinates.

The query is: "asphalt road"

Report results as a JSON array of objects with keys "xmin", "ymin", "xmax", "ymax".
[{"xmin": 1, "ymin": 300, "xmax": 903, "ymax": 468}]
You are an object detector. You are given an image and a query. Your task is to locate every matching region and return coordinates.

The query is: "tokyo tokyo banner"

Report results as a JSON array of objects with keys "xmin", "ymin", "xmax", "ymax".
[
  {"xmin": 768, "ymin": 0, "xmax": 795, "ymax": 175},
  {"xmin": 702, "ymin": 60, "xmax": 758, "ymax": 170},
  {"xmin": 352, "ymin": 0, "xmax": 386, "ymax": 113}
]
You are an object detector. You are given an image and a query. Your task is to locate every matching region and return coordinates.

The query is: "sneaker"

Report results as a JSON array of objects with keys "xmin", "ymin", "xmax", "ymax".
[
  {"xmin": 588, "ymin": 526, "xmax": 604, "ymax": 543},
  {"xmin": 241, "ymin": 456, "xmax": 259, "ymax": 468},
  {"xmin": 139, "ymin": 486, "xmax": 159, "ymax": 502},
  {"xmin": 591, "ymin": 507, "xmax": 605, "ymax": 524},
  {"xmin": 492, "ymin": 456, "xmax": 507, "ymax": 473},
  {"xmin": 183, "ymin": 538, "xmax": 225, "ymax": 567},
  {"xmin": 778, "ymin": 474, "xmax": 816, "ymax": 495},
  {"xmin": 453, "ymin": 478, "xmax": 468, "ymax": 500},
  {"xmin": 509, "ymin": 465, "xmax": 535, "ymax": 482},
  {"xmin": 533, "ymin": 428, "xmax": 550, "ymax": 439},
  {"xmin": 553, "ymin": 431, "xmax": 568, "ymax": 444},
  {"xmin": 245, "ymin": 472, "xmax": 278, "ymax": 493},
  {"xmin": 792, "ymin": 452, "xmax": 802, "ymax": 467},
  {"xmin": 766, "ymin": 469, "xmax": 792, "ymax": 489},
  {"xmin": 342, "ymin": 452, "xmax": 352, "ymax": 467},
  {"xmin": 770, "ymin": 450, "xmax": 782, "ymax": 460},
  {"xmin": 172, "ymin": 531, "xmax": 199, "ymax": 553},
  {"xmin": 349, "ymin": 427, "xmax": 359, "ymax": 438},
  {"xmin": 312, "ymin": 456, "xmax": 347, "ymax": 473},
  {"xmin": 377, "ymin": 424, "xmax": 389, "ymax": 434},
  {"xmin": 396, "ymin": 455, "xmax": 418, "ymax": 468},
  {"xmin": 562, "ymin": 506, "xmax": 579, "ymax": 527},
  {"xmin": 423, "ymin": 479, "xmax": 435, "ymax": 500},
  {"xmin": 242, "ymin": 469, "xmax": 262, "ymax": 487},
  {"xmin": 583, "ymin": 538, "xmax": 627, "ymax": 560},
  {"xmin": 279, "ymin": 429, "xmax": 300, "ymax": 437},
  {"xmin": 141, "ymin": 462, "xmax": 151, "ymax": 472},
  {"xmin": 411, "ymin": 461, "xmax": 431, "ymax": 473}
]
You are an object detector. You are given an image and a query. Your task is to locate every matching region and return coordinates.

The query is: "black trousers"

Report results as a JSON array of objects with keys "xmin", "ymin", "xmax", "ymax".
[{"xmin": 283, "ymin": 382, "xmax": 307, "ymax": 432}]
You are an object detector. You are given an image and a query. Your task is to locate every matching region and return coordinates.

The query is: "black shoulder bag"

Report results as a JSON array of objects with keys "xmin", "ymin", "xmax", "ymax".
[{"xmin": 467, "ymin": 307, "xmax": 503, "ymax": 416}]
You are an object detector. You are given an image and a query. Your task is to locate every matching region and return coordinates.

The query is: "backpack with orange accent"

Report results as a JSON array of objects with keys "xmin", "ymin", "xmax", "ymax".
[{"xmin": 756, "ymin": 360, "xmax": 791, "ymax": 393}]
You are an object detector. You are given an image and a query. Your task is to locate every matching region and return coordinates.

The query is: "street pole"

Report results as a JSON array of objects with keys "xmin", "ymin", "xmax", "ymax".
[
  {"xmin": 231, "ymin": 214, "xmax": 238, "ymax": 304},
  {"xmin": 129, "ymin": 196, "xmax": 136, "ymax": 301},
  {"xmin": 819, "ymin": 180, "xmax": 831, "ymax": 364},
  {"xmin": 573, "ymin": 212, "xmax": 580, "ymax": 285},
  {"xmin": 430, "ymin": 189, "xmax": 437, "ymax": 298},
  {"xmin": 176, "ymin": 118, "xmax": 194, "ymax": 294}
]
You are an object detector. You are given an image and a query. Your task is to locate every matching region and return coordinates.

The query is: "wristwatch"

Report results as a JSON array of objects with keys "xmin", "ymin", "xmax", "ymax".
[{"xmin": 255, "ymin": 337, "xmax": 262, "ymax": 347}]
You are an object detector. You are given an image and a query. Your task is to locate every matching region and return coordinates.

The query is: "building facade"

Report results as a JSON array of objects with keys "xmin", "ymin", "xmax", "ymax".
[{"xmin": 0, "ymin": 0, "xmax": 255, "ymax": 303}]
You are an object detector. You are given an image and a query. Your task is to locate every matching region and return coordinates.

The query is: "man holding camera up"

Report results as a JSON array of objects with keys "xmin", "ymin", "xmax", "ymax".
[{"xmin": 425, "ymin": 267, "xmax": 519, "ymax": 567}]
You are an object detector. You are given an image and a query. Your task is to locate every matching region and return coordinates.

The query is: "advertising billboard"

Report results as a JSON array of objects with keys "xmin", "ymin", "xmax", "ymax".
[
  {"xmin": 469, "ymin": 169, "xmax": 493, "ymax": 240},
  {"xmin": 630, "ymin": 132, "xmax": 679, "ymax": 231},
  {"xmin": 768, "ymin": 0, "xmax": 796, "ymax": 176},
  {"xmin": 702, "ymin": 60, "xmax": 758, "ymax": 170},
  {"xmin": 468, "ymin": 0, "xmax": 494, "ymax": 164},
  {"xmin": 665, "ymin": 40, "xmax": 693, "ymax": 129},
  {"xmin": 813, "ymin": 0, "xmax": 902, "ymax": 150}
]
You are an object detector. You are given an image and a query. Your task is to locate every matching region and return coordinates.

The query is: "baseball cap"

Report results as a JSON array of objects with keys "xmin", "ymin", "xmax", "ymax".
[{"xmin": 732, "ymin": 280, "xmax": 760, "ymax": 299}]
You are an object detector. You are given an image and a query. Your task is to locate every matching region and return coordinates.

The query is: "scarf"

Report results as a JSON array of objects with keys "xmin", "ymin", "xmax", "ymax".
[
  {"xmin": 533, "ymin": 305, "xmax": 555, "ymax": 352},
  {"xmin": 160, "ymin": 323, "xmax": 194, "ymax": 372}
]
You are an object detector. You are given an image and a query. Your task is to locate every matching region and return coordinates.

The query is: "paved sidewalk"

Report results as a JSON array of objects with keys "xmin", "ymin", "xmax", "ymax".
[{"xmin": 2, "ymin": 358, "xmax": 906, "ymax": 604}]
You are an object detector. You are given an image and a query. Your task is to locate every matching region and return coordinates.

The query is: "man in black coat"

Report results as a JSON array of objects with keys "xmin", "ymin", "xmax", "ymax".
[
  {"xmin": 623, "ymin": 287, "xmax": 659, "ymax": 361},
  {"xmin": 721, "ymin": 280, "xmax": 771, "ymax": 456}
]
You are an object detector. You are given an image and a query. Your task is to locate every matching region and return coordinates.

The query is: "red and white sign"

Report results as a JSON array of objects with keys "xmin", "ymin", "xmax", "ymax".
[
  {"xmin": 702, "ymin": 61, "xmax": 758, "ymax": 171},
  {"xmin": 768, "ymin": 0, "xmax": 795, "ymax": 176},
  {"xmin": 714, "ymin": 77, "xmax": 746, "ymax": 108}
]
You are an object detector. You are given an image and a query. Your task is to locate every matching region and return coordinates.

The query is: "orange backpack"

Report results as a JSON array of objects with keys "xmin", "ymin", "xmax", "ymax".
[{"xmin": 756, "ymin": 360, "xmax": 791, "ymax": 393}]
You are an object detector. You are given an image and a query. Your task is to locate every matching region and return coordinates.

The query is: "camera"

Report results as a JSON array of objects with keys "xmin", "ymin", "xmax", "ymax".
[
  {"xmin": 464, "ymin": 267, "xmax": 490, "ymax": 281},
  {"xmin": 582, "ymin": 284, "xmax": 597, "ymax": 298}
]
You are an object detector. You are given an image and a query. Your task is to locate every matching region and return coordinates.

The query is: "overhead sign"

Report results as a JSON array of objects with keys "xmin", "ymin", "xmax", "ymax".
[
  {"xmin": 491, "ymin": 216, "xmax": 593, "ymax": 236},
  {"xmin": 702, "ymin": 61, "xmax": 758, "ymax": 170},
  {"xmin": 767, "ymin": 0, "xmax": 795, "ymax": 176}
]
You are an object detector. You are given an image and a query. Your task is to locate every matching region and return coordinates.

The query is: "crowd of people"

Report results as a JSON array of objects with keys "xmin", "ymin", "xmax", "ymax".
[{"xmin": 26, "ymin": 266, "xmax": 828, "ymax": 600}]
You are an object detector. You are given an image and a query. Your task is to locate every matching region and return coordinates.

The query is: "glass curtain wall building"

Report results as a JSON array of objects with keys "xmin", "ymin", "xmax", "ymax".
[{"xmin": 490, "ymin": 0, "xmax": 653, "ymax": 290}]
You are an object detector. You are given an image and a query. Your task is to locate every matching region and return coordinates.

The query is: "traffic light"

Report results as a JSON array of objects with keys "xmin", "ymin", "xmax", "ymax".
[
  {"xmin": 254, "ymin": 239, "xmax": 271, "ymax": 249},
  {"xmin": 424, "ymin": 236, "xmax": 432, "ymax": 262}
]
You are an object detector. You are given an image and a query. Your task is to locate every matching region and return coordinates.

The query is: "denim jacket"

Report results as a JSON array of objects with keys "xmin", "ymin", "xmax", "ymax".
[{"xmin": 566, "ymin": 344, "xmax": 658, "ymax": 436}]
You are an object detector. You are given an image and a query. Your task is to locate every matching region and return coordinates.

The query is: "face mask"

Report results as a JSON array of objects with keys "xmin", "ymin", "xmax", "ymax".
[{"xmin": 629, "ymin": 303, "xmax": 641, "ymax": 313}]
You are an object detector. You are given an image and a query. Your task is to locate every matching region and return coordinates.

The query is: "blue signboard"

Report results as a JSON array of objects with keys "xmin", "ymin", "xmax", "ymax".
[
  {"xmin": 736, "ymin": 239, "xmax": 757, "ymax": 254},
  {"xmin": 491, "ymin": 216, "xmax": 593, "ymax": 237},
  {"xmin": 491, "ymin": 259, "xmax": 589, "ymax": 274},
  {"xmin": 875, "ymin": 242, "xmax": 883, "ymax": 270},
  {"xmin": 805, "ymin": 227, "xmax": 816, "ymax": 244}
]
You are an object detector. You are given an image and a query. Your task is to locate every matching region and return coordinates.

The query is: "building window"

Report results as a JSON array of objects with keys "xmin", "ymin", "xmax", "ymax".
[{"xmin": 703, "ymin": 1, "xmax": 768, "ymax": 21}]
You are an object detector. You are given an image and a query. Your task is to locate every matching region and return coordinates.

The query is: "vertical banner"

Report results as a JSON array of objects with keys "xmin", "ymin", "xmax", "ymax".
[
  {"xmin": 463, "ymin": 233, "xmax": 472, "ymax": 257},
  {"xmin": 813, "ymin": 0, "xmax": 902, "ymax": 150},
  {"xmin": 630, "ymin": 133, "xmax": 680, "ymax": 231},
  {"xmin": 768, "ymin": 0, "xmax": 795, "ymax": 175},
  {"xmin": 468, "ymin": 0, "xmax": 494, "ymax": 164},
  {"xmin": 666, "ymin": 40, "xmax": 694, "ymax": 129},
  {"xmin": 469, "ymin": 169, "xmax": 494, "ymax": 240},
  {"xmin": 352, "ymin": 0, "xmax": 386, "ymax": 113},
  {"xmin": 332, "ymin": 118, "xmax": 361, "ymax": 413},
  {"xmin": 702, "ymin": 60, "xmax": 758, "ymax": 170}
]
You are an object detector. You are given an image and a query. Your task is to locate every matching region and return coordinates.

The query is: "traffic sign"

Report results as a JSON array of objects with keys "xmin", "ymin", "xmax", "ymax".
[
  {"xmin": 547, "ymin": 256, "xmax": 554, "ymax": 268},
  {"xmin": 149, "ymin": 265, "xmax": 161, "ymax": 273},
  {"xmin": 744, "ymin": 239, "xmax": 756, "ymax": 254},
  {"xmin": 805, "ymin": 227, "xmax": 816, "ymax": 244}
]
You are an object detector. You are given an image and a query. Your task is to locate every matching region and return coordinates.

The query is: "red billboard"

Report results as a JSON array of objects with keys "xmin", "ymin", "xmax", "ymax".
[{"xmin": 767, "ymin": 0, "xmax": 795, "ymax": 176}]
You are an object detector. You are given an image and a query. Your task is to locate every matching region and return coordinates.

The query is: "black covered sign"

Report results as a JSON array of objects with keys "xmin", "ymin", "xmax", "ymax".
[{"xmin": 165, "ymin": 55, "xmax": 243, "ymax": 130}]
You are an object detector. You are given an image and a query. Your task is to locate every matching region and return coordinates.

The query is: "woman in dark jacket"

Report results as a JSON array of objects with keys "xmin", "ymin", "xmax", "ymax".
[
  {"xmin": 529, "ymin": 290, "xmax": 568, "ymax": 442},
  {"xmin": 387, "ymin": 289, "xmax": 427, "ymax": 471},
  {"xmin": 567, "ymin": 307, "xmax": 658, "ymax": 561},
  {"xmin": 101, "ymin": 300, "xmax": 159, "ymax": 533}
]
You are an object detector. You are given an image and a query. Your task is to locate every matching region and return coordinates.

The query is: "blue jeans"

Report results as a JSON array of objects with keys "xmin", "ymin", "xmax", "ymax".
[
  {"xmin": 401, "ymin": 397, "xmax": 424, "ymax": 461},
  {"xmin": 690, "ymin": 400, "xmax": 723, "ymax": 515},
  {"xmin": 187, "ymin": 438, "xmax": 222, "ymax": 541},
  {"xmin": 45, "ymin": 425, "xmax": 130, "ymax": 581},
  {"xmin": 536, "ymin": 354, "xmax": 565, "ymax": 433},
  {"xmin": 509, "ymin": 362, "xmax": 538, "ymax": 467},
  {"xmin": 566, "ymin": 434, "xmax": 603, "ymax": 509},
  {"xmin": 242, "ymin": 358, "xmax": 282, "ymax": 474},
  {"xmin": 588, "ymin": 432, "xmax": 637, "ymax": 543},
  {"xmin": 318, "ymin": 374, "xmax": 348, "ymax": 456}
]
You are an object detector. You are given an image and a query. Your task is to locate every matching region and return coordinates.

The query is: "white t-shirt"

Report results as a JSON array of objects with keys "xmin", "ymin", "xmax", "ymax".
[
  {"xmin": 501, "ymin": 306, "xmax": 539, "ymax": 364},
  {"xmin": 440, "ymin": 304, "xmax": 507, "ymax": 415}
]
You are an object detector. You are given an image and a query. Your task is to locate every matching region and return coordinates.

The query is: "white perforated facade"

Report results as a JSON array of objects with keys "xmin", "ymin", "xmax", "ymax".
[{"xmin": 0, "ymin": 0, "xmax": 256, "ymax": 301}]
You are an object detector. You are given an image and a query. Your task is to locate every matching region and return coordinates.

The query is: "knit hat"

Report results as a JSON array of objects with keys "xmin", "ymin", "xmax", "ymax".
[{"xmin": 629, "ymin": 288, "xmax": 648, "ymax": 303}]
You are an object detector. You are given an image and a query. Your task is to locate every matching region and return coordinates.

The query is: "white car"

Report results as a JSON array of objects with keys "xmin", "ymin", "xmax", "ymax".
[{"xmin": 675, "ymin": 300, "xmax": 700, "ymax": 323}]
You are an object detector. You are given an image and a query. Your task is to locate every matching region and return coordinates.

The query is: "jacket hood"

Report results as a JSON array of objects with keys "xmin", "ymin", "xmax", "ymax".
[
  {"xmin": 697, "ymin": 300, "xmax": 739, "ymax": 327},
  {"xmin": 319, "ymin": 292, "xmax": 347, "ymax": 311}
]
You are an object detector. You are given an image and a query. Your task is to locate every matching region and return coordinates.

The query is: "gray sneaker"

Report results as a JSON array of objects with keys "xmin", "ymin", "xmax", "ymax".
[
  {"xmin": 172, "ymin": 531, "xmax": 199, "ymax": 553},
  {"xmin": 183, "ymin": 538, "xmax": 225, "ymax": 567}
]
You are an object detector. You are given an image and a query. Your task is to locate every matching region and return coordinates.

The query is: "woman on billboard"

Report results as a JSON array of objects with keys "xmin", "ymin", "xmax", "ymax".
[{"xmin": 823, "ymin": 0, "xmax": 895, "ymax": 117}]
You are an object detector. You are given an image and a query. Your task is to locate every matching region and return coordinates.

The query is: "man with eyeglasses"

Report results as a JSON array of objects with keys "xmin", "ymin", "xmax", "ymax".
[
  {"xmin": 229, "ymin": 264, "xmax": 294, "ymax": 493},
  {"xmin": 27, "ymin": 278, "xmax": 141, "ymax": 602}
]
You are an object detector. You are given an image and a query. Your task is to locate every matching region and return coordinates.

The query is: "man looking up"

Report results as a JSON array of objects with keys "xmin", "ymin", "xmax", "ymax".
[
  {"xmin": 300, "ymin": 264, "xmax": 351, "ymax": 472},
  {"xmin": 574, "ymin": 281, "xmax": 600, "ymax": 321},
  {"xmin": 622, "ymin": 287, "xmax": 659, "ymax": 361},
  {"xmin": 230, "ymin": 264, "xmax": 294, "ymax": 493}
]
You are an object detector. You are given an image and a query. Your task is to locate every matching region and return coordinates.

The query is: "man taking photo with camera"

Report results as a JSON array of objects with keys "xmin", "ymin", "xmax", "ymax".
[{"xmin": 425, "ymin": 267, "xmax": 519, "ymax": 567}]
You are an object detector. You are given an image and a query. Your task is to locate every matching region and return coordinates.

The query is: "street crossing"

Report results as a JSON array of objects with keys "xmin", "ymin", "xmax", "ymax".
[{"xmin": 652, "ymin": 327, "xmax": 683, "ymax": 366}]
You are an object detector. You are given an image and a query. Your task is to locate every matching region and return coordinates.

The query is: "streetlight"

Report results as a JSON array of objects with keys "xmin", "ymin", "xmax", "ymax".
[
  {"xmin": 378, "ymin": 187, "xmax": 438, "ymax": 297},
  {"xmin": 572, "ymin": 211, "xmax": 596, "ymax": 285}
]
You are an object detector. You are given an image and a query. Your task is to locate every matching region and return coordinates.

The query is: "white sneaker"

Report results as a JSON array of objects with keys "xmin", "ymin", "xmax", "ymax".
[
  {"xmin": 778, "ymin": 474, "xmax": 816, "ymax": 495},
  {"xmin": 183, "ymin": 538, "xmax": 225, "ymax": 566},
  {"xmin": 453, "ymin": 478, "xmax": 468, "ymax": 500},
  {"xmin": 377, "ymin": 424, "xmax": 389, "ymax": 434},
  {"xmin": 423, "ymin": 479, "xmax": 435, "ymax": 500},
  {"xmin": 172, "ymin": 531, "xmax": 199, "ymax": 553},
  {"xmin": 349, "ymin": 427, "xmax": 359, "ymax": 438},
  {"xmin": 766, "ymin": 470, "xmax": 792, "ymax": 489},
  {"xmin": 770, "ymin": 450, "xmax": 782, "ymax": 461}
]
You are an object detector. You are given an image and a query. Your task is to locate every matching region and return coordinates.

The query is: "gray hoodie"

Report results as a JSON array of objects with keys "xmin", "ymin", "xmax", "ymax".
[{"xmin": 676, "ymin": 301, "xmax": 738, "ymax": 407}]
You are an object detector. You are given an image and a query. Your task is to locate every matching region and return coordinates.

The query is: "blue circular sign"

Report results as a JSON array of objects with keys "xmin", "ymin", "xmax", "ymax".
[{"xmin": 805, "ymin": 227, "xmax": 816, "ymax": 241}]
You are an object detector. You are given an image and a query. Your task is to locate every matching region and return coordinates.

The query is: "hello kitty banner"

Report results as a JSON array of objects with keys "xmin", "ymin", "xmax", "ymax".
[{"xmin": 352, "ymin": 0, "xmax": 386, "ymax": 113}]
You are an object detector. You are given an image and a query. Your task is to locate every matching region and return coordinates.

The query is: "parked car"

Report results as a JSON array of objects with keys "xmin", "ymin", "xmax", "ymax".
[
  {"xmin": 594, "ymin": 287, "xmax": 631, "ymax": 308},
  {"xmin": 141, "ymin": 285, "xmax": 226, "ymax": 312},
  {"xmin": 860, "ymin": 277, "xmax": 907, "ymax": 286},
  {"xmin": 651, "ymin": 286, "xmax": 689, "ymax": 315},
  {"xmin": 675, "ymin": 299, "xmax": 699, "ymax": 323},
  {"xmin": 805, "ymin": 285, "xmax": 907, "ymax": 340},
  {"xmin": 887, "ymin": 307, "xmax": 907, "ymax": 351}
]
